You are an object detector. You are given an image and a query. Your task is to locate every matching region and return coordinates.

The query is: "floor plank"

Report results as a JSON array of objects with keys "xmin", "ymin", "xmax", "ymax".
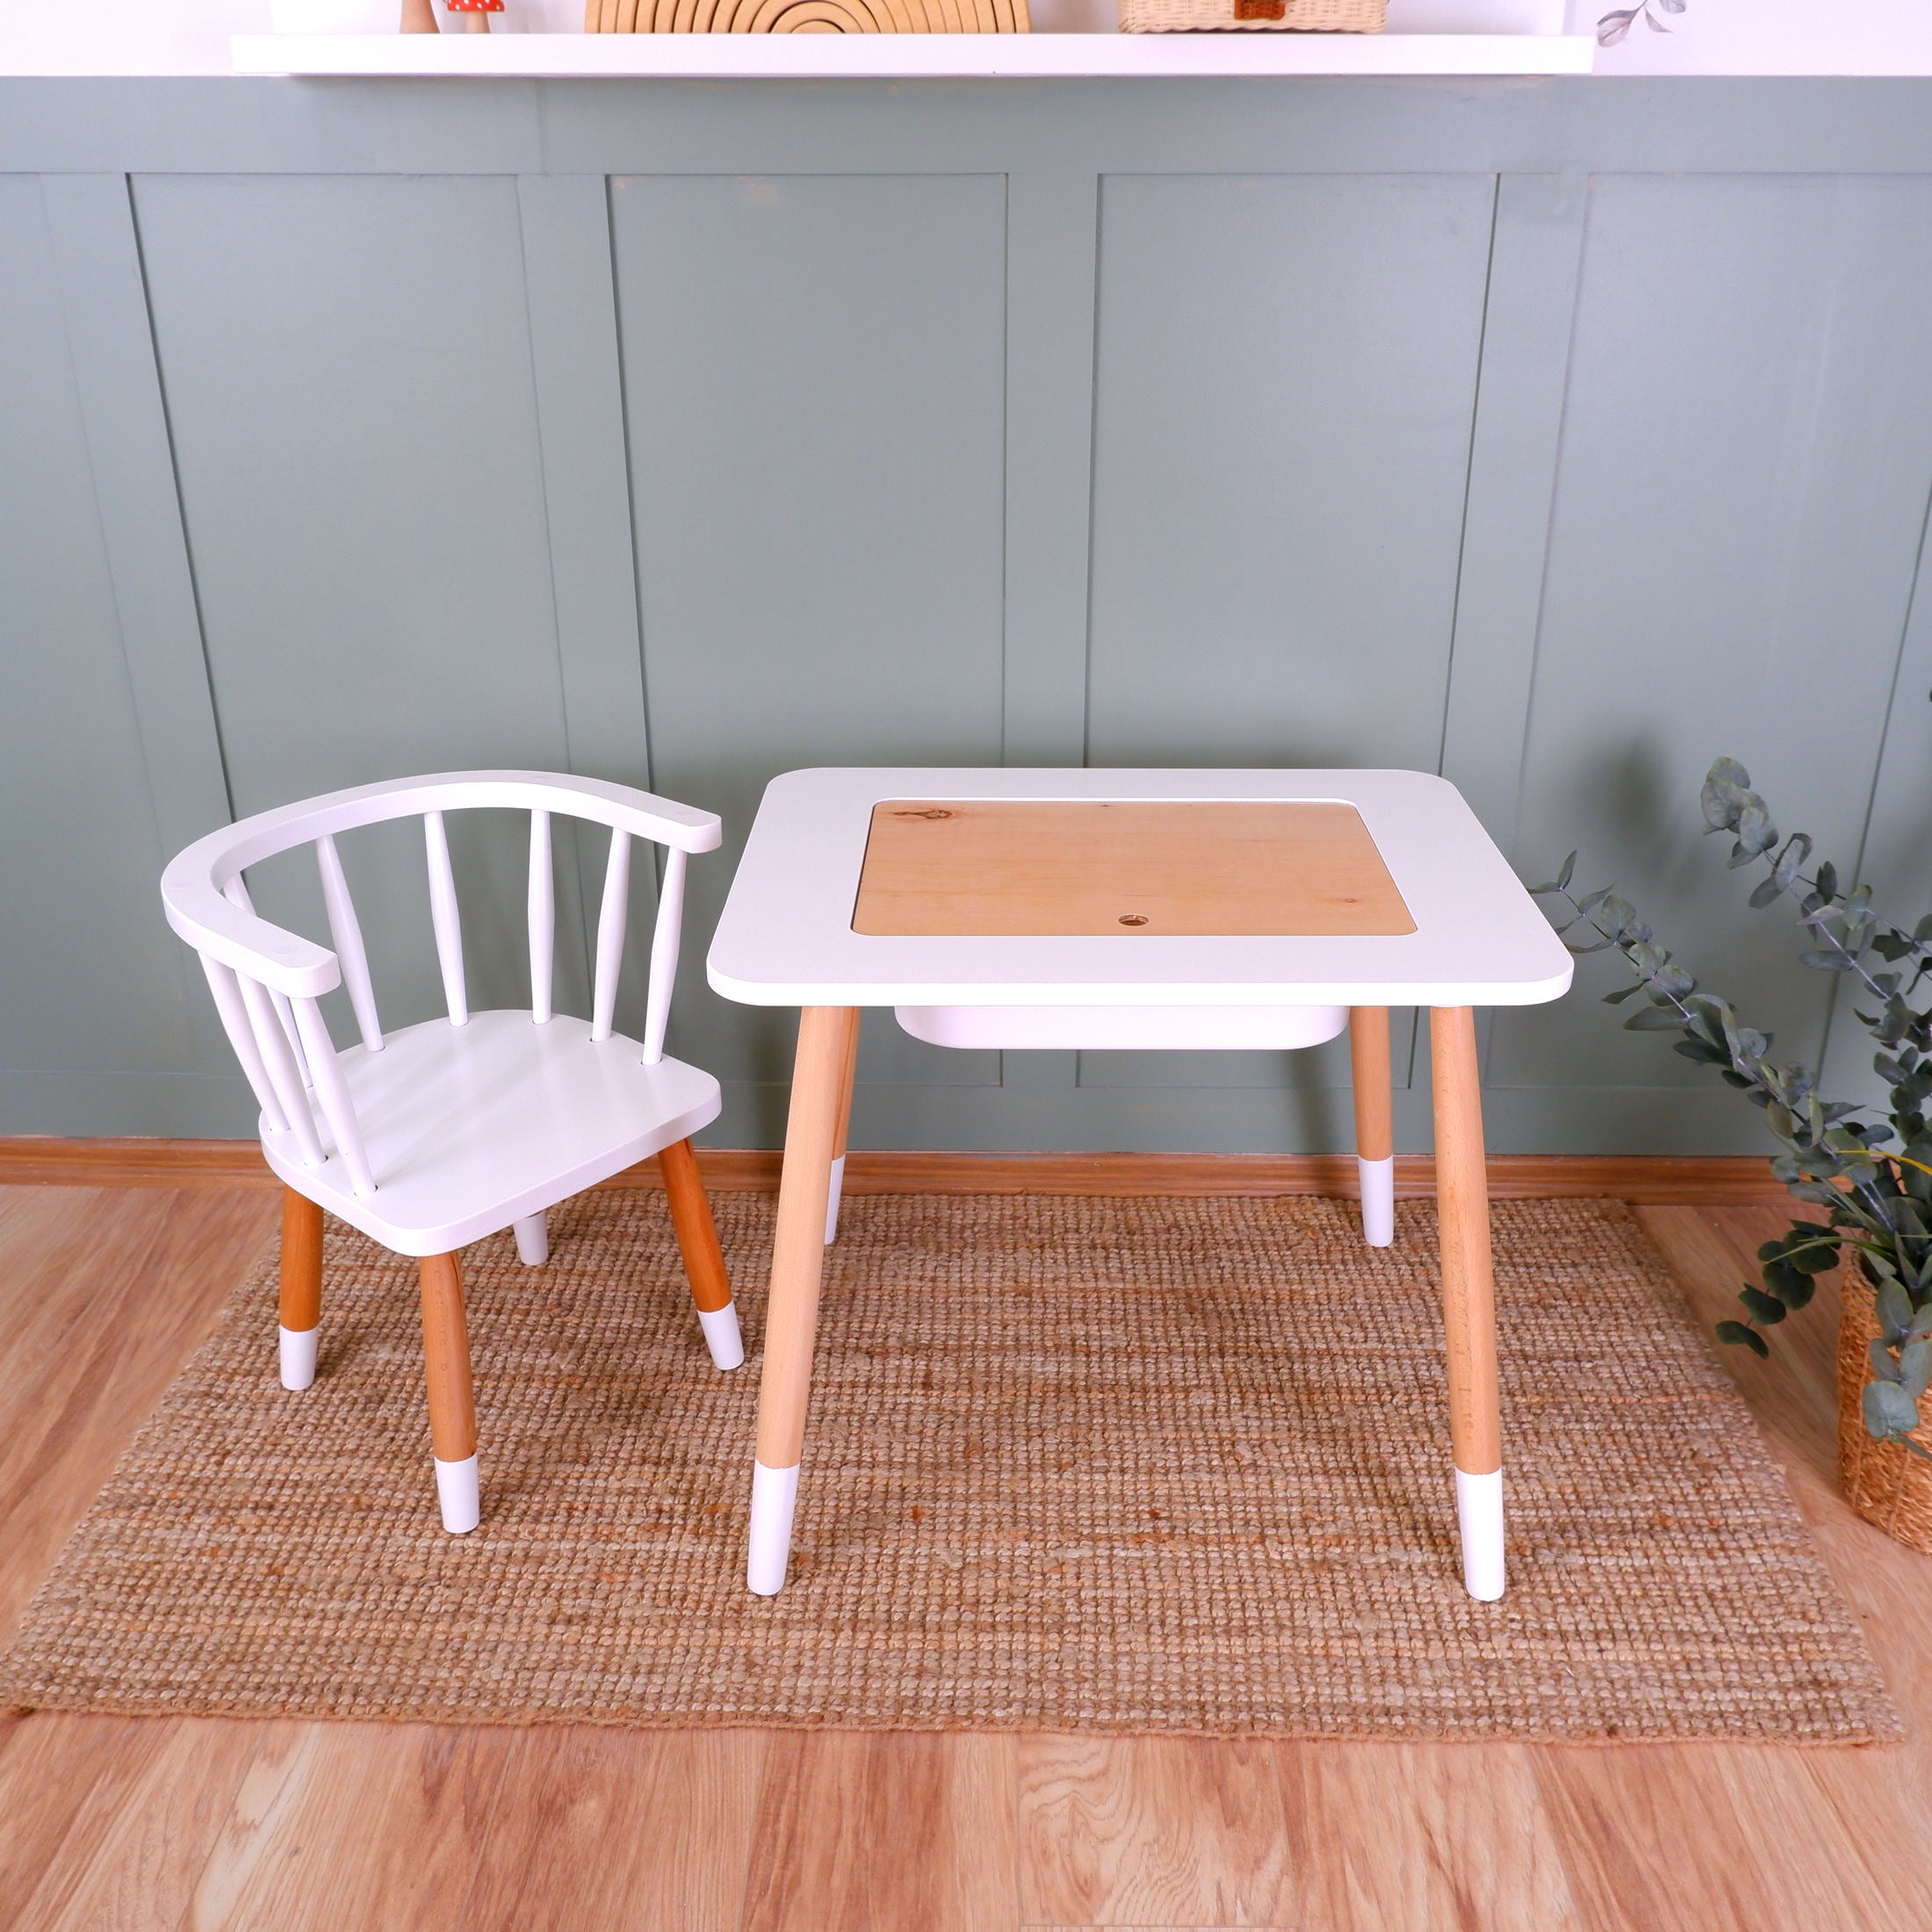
[
  {"xmin": 1285, "ymin": 1741, "xmax": 1578, "ymax": 1932},
  {"xmin": 741, "ymin": 1731, "xmax": 1019, "ymax": 1932},
  {"xmin": 460, "ymin": 1726, "xmax": 768, "ymax": 1932},
  {"xmin": 182, "ymin": 1720, "xmax": 516, "ymax": 1931},
  {"xmin": 1017, "ymin": 1736, "xmax": 1294, "ymax": 1929}
]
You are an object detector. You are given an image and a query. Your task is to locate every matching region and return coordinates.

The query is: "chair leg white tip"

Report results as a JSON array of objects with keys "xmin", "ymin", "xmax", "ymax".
[
  {"xmin": 1454, "ymin": 1466, "xmax": 1505, "ymax": 1601},
  {"xmin": 278, "ymin": 1324, "xmax": 319, "ymax": 1391},
  {"xmin": 1358, "ymin": 1153, "xmax": 1395, "ymax": 1248},
  {"xmin": 698, "ymin": 1301, "xmax": 746, "ymax": 1372},
  {"xmin": 747, "ymin": 1460, "xmax": 799, "ymax": 1596},
  {"xmin": 512, "ymin": 1211, "xmax": 549, "ymax": 1265},
  {"xmin": 435, "ymin": 1453, "xmax": 480, "ymax": 1534},
  {"xmin": 823, "ymin": 1153, "xmax": 846, "ymax": 1245}
]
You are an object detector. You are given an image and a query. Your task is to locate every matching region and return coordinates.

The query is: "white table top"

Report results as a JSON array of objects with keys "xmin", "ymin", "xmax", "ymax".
[{"xmin": 706, "ymin": 767, "xmax": 1573, "ymax": 1009}]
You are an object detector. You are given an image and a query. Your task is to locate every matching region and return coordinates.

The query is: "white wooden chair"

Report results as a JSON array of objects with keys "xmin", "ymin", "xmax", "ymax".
[{"xmin": 161, "ymin": 770, "xmax": 740, "ymax": 1534}]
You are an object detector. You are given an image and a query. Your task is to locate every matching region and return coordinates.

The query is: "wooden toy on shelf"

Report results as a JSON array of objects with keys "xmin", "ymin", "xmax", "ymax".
[{"xmin": 584, "ymin": 0, "xmax": 1029, "ymax": 32}]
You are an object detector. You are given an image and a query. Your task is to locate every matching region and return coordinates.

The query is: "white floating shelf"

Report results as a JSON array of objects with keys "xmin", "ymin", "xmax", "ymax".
[{"xmin": 230, "ymin": 30, "xmax": 1596, "ymax": 77}]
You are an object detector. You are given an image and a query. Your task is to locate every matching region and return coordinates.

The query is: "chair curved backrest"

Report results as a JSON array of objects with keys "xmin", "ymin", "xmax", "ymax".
[{"xmin": 161, "ymin": 770, "xmax": 723, "ymax": 1203}]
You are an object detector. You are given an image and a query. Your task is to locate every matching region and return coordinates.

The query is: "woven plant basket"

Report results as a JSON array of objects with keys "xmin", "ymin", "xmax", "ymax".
[
  {"xmin": 585, "ymin": 0, "xmax": 1028, "ymax": 28},
  {"xmin": 1118, "ymin": 0, "xmax": 1383, "ymax": 32},
  {"xmin": 1836, "ymin": 1269, "xmax": 1932, "ymax": 1553}
]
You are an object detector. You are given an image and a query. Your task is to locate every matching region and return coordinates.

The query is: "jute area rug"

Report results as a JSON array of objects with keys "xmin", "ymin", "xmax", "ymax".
[{"xmin": 0, "ymin": 1193, "xmax": 1900, "ymax": 1744}]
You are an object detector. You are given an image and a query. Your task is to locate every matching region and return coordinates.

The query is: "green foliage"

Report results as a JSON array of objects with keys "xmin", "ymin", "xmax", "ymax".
[{"xmin": 1534, "ymin": 760, "xmax": 1932, "ymax": 1461}]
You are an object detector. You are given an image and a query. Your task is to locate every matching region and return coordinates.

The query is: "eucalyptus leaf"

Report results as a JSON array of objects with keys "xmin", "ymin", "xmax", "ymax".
[
  {"xmin": 1715, "ymin": 1319, "xmax": 1768, "ymax": 1357},
  {"xmin": 1864, "ymin": 1378, "xmax": 1921, "ymax": 1438},
  {"xmin": 1900, "ymin": 1338, "xmax": 1932, "ymax": 1399},
  {"xmin": 1878, "ymin": 1279, "xmax": 1915, "ymax": 1342}
]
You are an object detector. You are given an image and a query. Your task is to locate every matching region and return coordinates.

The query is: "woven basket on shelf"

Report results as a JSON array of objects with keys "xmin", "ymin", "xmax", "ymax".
[
  {"xmin": 1836, "ymin": 1270, "xmax": 1932, "ymax": 1554},
  {"xmin": 1118, "ymin": 0, "xmax": 1382, "ymax": 31},
  {"xmin": 585, "ymin": 0, "xmax": 1028, "ymax": 28}
]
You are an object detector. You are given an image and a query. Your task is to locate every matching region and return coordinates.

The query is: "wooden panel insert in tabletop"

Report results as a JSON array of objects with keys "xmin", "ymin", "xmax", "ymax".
[{"xmin": 852, "ymin": 800, "xmax": 1417, "ymax": 937}]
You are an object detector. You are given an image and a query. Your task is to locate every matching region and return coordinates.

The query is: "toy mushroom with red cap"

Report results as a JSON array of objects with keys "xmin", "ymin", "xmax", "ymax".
[{"xmin": 444, "ymin": 0, "xmax": 503, "ymax": 25}]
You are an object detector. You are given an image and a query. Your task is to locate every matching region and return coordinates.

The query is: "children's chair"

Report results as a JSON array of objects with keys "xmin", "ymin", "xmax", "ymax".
[{"xmin": 161, "ymin": 770, "xmax": 739, "ymax": 1534}]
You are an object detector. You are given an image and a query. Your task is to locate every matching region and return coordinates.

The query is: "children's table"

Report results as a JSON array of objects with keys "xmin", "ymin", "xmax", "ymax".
[{"xmin": 707, "ymin": 768, "xmax": 1572, "ymax": 1601}]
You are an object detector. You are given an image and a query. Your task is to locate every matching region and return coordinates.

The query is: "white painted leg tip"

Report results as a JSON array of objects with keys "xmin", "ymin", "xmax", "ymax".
[
  {"xmin": 1454, "ymin": 1466, "xmax": 1506, "ymax": 1601},
  {"xmin": 747, "ymin": 1461, "xmax": 800, "ymax": 1596},
  {"xmin": 435, "ymin": 1454, "xmax": 480, "ymax": 1534},
  {"xmin": 1359, "ymin": 1154, "xmax": 1396, "ymax": 1248},
  {"xmin": 823, "ymin": 1153, "xmax": 846, "ymax": 1246},
  {"xmin": 698, "ymin": 1301, "xmax": 746, "ymax": 1372},
  {"xmin": 512, "ymin": 1212, "xmax": 550, "ymax": 1265},
  {"xmin": 278, "ymin": 1325, "xmax": 318, "ymax": 1391}
]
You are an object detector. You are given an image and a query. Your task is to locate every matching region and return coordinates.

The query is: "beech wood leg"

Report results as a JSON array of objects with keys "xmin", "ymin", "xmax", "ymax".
[
  {"xmin": 1430, "ymin": 1006, "xmax": 1504, "ymax": 1600},
  {"xmin": 824, "ymin": 1013, "xmax": 861, "ymax": 1245},
  {"xmin": 749, "ymin": 1005, "xmax": 861, "ymax": 1595},
  {"xmin": 418, "ymin": 1251, "xmax": 480, "ymax": 1533},
  {"xmin": 659, "ymin": 1135, "xmax": 743, "ymax": 1370},
  {"xmin": 278, "ymin": 1189, "xmax": 324, "ymax": 1391},
  {"xmin": 1349, "ymin": 1006, "xmax": 1395, "ymax": 1248}
]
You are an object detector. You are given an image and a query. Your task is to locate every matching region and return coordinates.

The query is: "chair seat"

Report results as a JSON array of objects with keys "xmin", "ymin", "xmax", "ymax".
[{"xmin": 260, "ymin": 1010, "xmax": 721, "ymax": 1256}]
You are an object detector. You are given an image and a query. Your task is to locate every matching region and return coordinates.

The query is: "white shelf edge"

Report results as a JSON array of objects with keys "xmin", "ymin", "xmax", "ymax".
[{"xmin": 230, "ymin": 30, "xmax": 1597, "ymax": 77}]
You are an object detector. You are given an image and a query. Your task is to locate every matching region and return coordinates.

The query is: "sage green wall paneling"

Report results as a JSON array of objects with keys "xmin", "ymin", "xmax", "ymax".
[
  {"xmin": 1079, "ymin": 171, "xmax": 1496, "ymax": 1106},
  {"xmin": 609, "ymin": 174, "xmax": 1010, "ymax": 1135},
  {"xmin": 0, "ymin": 177, "xmax": 205, "ymax": 1097},
  {"xmin": 130, "ymin": 172, "xmax": 595, "ymax": 1049},
  {"xmin": 515, "ymin": 174, "xmax": 660, "ymax": 1046},
  {"xmin": 1489, "ymin": 175, "xmax": 1932, "ymax": 1150},
  {"xmin": 1819, "ymin": 474, "xmax": 1932, "ymax": 1114}
]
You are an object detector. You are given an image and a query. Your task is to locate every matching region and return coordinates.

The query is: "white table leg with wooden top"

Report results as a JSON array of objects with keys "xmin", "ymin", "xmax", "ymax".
[
  {"xmin": 1349, "ymin": 1005, "xmax": 1395, "ymax": 1248},
  {"xmin": 1431, "ymin": 1004, "xmax": 1504, "ymax": 1600},
  {"xmin": 749, "ymin": 1004, "xmax": 861, "ymax": 1595}
]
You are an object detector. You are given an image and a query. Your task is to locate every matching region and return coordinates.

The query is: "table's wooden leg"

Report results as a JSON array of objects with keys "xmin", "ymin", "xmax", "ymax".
[
  {"xmin": 1430, "ymin": 1005, "xmax": 1504, "ymax": 1601},
  {"xmin": 748, "ymin": 1005, "xmax": 861, "ymax": 1595},
  {"xmin": 824, "ymin": 1013, "xmax": 861, "ymax": 1246},
  {"xmin": 278, "ymin": 1188, "xmax": 324, "ymax": 1391},
  {"xmin": 1348, "ymin": 1006, "xmax": 1395, "ymax": 1248}
]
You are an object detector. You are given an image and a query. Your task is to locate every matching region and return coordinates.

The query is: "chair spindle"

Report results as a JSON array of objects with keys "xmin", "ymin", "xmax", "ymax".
[
  {"xmin": 423, "ymin": 811, "xmax": 469, "ymax": 1027},
  {"xmin": 315, "ymin": 834, "xmax": 383, "ymax": 1052},
  {"xmin": 642, "ymin": 846, "xmax": 687, "ymax": 1067},
  {"xmin": 222, "ymin": 873, "xmax": 313, "ymax": 1088},
  {"xmin": 292, "ymin": 997, "xmax": 376, "ymax": 1195},
  {"xmin": 592, "ymin": 828, "xmax": 631, "ymax": 1044},
  {"xmin": 237, "ymin": 971, "xmax": 326, "ymax": 1166},
  {"xmin": 199, "ymin": 955, "xmax": 291, "ymax": 1134},
  {"xmin": 528, "ymin": 809, "xmax": 554, "ymax": 1025}
]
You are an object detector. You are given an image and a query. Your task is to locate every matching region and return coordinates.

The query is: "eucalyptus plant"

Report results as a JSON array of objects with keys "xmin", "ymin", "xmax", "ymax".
[
  {"xmin": 1532, "ymin": 759, "xmax": 1932, "ymax": 1457},
  {"xmin": 1597, "ymin": 0, "xmax": 1684, "ymax": 47}
]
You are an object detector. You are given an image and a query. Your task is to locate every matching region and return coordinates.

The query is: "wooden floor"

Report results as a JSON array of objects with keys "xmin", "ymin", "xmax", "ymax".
[{"xmin": 0, "ymin": 1183, "xmax": 1927, "ymax": 1931}]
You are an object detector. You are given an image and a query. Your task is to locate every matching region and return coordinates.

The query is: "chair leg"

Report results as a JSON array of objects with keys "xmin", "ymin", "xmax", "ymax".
[
  {"xmin": 418, "ymin": 1251, "xmax": 480, "ymax": 1534},
  {"xmin": 824, "ymin": 1013, "xmax": 861, "ymax": 1246},
  {"xmin": 1430, "ymin": 1006, "xmax": 1504, "ymax": 1601},
  {"xmin": 749, "ymin": 1005, "xmax": 860, "ymax": 1596},
  {"xmin": 278, "ymin": 1189, "xmax": 324, "ymax": 1390},
  {"xmin": 658, "ymin": 1136, "xmax": 743, "ymax": 1371},
  {"xmin": 1349, "ymin": 1006, "xmax": 1395, "ymax": 1248},
  {"xmin": 512, "ymin": 1211, "xmax": 549, "ymax": 1265}
]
